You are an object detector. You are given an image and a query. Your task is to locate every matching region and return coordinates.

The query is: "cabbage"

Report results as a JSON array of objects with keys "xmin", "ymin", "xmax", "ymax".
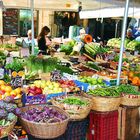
[{"xmin": 20, "ymin": 106, "xmax": 67, "ymax": 123}]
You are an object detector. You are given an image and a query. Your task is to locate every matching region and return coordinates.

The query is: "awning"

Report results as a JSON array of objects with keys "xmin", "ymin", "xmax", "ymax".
[
  {"xmin": 80, "ymin": 7, "xmax": 140, "ymax": 19},
  {"xmin": 1, "ymin": 0, "xmax": 140, "ymax": 11}
]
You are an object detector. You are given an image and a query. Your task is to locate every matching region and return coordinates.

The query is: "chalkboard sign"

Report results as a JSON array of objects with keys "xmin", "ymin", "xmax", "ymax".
[{"xmin": 3, "ymin": 9, "xmax": 19, "ymax": 35}]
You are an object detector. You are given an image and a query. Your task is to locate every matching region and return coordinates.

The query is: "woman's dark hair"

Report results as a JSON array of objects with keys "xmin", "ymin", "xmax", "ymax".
[{"xmin": 38, "ymin": 26, "xmax": 50, "ymax": 38}]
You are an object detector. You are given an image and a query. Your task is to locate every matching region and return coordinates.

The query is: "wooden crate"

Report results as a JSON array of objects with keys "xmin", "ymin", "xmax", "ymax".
[{"xmin": 118, "ymin": 106, "xmax": 139, "ymax": 140}]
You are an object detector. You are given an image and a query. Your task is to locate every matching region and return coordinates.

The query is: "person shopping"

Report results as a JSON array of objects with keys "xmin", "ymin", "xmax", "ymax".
[
  {"xmin": 37, "ymin": 26, "xmax": 51, "ymax": 55},
  {"xmin": 126, "ymin": 28, "xmax": 135, "ymax": 41},
  {"xmin": 23, "ymin": 29, "xmax": 37, "ymax": 54}
]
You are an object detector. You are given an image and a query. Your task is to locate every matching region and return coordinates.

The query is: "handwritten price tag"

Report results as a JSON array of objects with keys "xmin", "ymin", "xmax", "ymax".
[{"xmin": 11, "ymin": 76, "xmax": 22, "ymax": 88}]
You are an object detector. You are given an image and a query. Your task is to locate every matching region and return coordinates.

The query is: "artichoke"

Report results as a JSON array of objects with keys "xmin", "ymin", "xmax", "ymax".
[
  {"xmin": 5, "ymin": 103, "xmax": 17, "ymax": 112},
  {"xmin": 0, "ymin": 109, "xmax": 8, "ymax": 118},
  {"xmin": 7, "ymin": 113, "xmax": 16, "ymax": 121}
]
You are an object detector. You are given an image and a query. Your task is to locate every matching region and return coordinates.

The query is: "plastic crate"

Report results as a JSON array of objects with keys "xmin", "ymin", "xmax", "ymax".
[
  {"xmin": 65, "ymin": 118, "xmax": 89, "ymax": 140},
  {"xmin": 22, "ymin": 94, "xmax": 46, "ymax": 106},
  {"xmin": 74, "ymin": 80, "xmax": 89, "ymax": 92},
  {"xmin": 22, "ymin": 92, "xmax": 66, "ymax": 105},
  {"xmin": 97, "ymin": 75, "xmax": 128, "ymax": 86},
  {"xmin": 108, "ymin": 78, "xmax": 128, "ymax": 86},
  {"xmin": 46, "ymin": 92, "xmax": 66, "ymax": 102},
  {"xmin": 88, "ymin": 111, "xmax": 118, "ymax": 140},
  {"xmin": 74, "ymin": 80, "xmax": 110, "ymax": 92}
]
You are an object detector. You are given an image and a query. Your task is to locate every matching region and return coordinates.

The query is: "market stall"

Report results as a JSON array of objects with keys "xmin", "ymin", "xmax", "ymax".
[
  {"xmin": 0, "ymin": 29, "xmax": 139, "ymax": 139},
  {"xmin": 0, "ymin": 0, "xmax": 140, "ymax": 140}
]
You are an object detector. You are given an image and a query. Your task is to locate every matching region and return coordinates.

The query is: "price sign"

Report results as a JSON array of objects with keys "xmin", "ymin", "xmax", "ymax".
[
  {"xmin": 63, "ymin": 73, "xmax": 78, "ymax": 80},
  {"xmin": 6, "ymin": 57, "xmax": 13, "ymax": 65},
  {"xmin": 3, "ymin": 9, "xmax": 18, "ymax": 35},
  {"xmin": 57, "ymin": 62, "xmax": 71, "ymax": 67},
  {"xmin": 11, "ymin": 76, "xmax": 22, "ymax": 88},
  {"xmin": 20, "ymin": 48, "xmax": 30, "ymax": 57}
]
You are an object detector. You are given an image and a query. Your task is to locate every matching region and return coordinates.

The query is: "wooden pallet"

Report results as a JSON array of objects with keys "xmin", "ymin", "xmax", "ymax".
[{"xmin": 118, "ymin": 106, "xmax": 139, "ymax": 140}]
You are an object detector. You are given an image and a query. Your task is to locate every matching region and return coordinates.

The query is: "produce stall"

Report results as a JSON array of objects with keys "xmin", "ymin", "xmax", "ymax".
[
  {"xmin": 0, "ymin": 1, "xmax": 140, "ymax": 139},
  {"xmin": 0, "ymin": 32, "xmax": 140, "ymax": 140}
]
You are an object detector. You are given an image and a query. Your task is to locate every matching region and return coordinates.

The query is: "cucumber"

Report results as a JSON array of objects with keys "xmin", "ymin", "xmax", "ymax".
[{"xmin": 85, "ymin": 45, "xmax": 96, "ymax": 55}]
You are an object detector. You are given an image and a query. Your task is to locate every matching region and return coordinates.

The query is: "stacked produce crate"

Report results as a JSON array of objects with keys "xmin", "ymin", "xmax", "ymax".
[
  {"xmin": 86, "ymin": 87, "xmax": 121, "ymax": 140},
  {"xmin": 65, "ymin": 118, "xmax": 89, "ymax": 140},
  {"xmin": 88, "ymin": 111, "xmax": 118, "ymax": 140},
  {"xmin": 118, "ymin": 106, "xmax": 139, "ymax": 140},
  {"xmin": 117, "ymin": 85, "xmax": 140, "ymax": 140}
]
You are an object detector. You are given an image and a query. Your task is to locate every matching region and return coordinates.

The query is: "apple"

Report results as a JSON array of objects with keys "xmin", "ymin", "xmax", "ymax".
[
  {"xmin": 53, "ymin": 87, "xmax": 60, "ymax": 93},
  {"xmin": 53, "ymin": 83, "xmax": 60, "ymax": 88},
  {"xmin": 11, "ymin": 95, "xmax": 16, "ymax": 98},
  {"xmin": 41, "ymin": 80, "xmax": 47, "ymax": 89},
  {"xmin": 59, "ymin": 80, "xmax": 64, "ymax": 84},
  {"xmin": 28, "ymin": 89, "xmax": 36, "ymax": 94},
  {"xmin": 44, "ymin": 87, "xmax": 49, "ymax": 91},
  {"xmin": 29, "ymin": 86, "xmax": 37, "ymax": 91},
  {"xmin": 46, "ymin": 81, "xmax": 51, "ymax": 86},
  {"xmin": 41, "ymin": 80, "xmax": 46, "ymax": 84},
  {"xmin": 41, "ymin": 83, "xmax": 46, "ymax": 89},
  {"xmin": 34, "ymin": 80, "xmax": 42, "ymax": 88},
  {"xmin": 48, "ymin": 90, "xmax": 53, "ymax": 94},
  {"xmin": 35, "ymin": 88, "xmax": 42, "ymax": 95},
  {"xmin": 60, "ymin": 84, "xmax": 67, "ymax": 88},
  {"xmin": 58, "ymin": 88, "xmax": 63, "ymax": 92},
  {"xmin": 0, "ymin": 90, "xmax": 5, "ymax": 95},
  {"xmin": 48, "ymin": 85, "xmax": 54, "ymax": 90}
]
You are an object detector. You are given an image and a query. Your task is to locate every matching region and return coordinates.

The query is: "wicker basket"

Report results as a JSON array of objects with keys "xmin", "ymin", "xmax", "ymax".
[
  {"xmin": 84, "ymin": 93, "xmax": 121, "ymax": 112},
  {"xmin": 14, "ymin": 96, "xmax": 23, "ymax": 108},
  {"xmin": 19, "ymin": 105, "xmax": 69, "ymax": 139},
  {"xmin": 0, "ymin": 117, "xmax": 17, "ymax": 138},
  {"xmin": 121, "ymin": 94, "xmax": 140, "ymax": 107},
  {"xmin": 51, "ymin": 96, "xmax": 92, "ymax": 121}
]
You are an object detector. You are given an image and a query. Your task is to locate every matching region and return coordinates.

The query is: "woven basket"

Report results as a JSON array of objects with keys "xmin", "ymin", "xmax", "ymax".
[
  {"xmin": 51, "ymin": 96, "xmax": 92, "ymax": 121},
  {"xmin": 121, "ymin": 94, "xmax": 140, "ymax": 107},
  {"xmin": 0, "ymin": 117, "xmax": 17, "ymax": 138},
  {"xmin": 84, "ymin": 93, "xmax": 121, "ymax": 112},
  {"xmin": 14, "ymin": 96, "xmax": 23, "ymax": 107},
  {"xmin": 19, "ymin": 105, "xmax": 69, "ymax": 139}
]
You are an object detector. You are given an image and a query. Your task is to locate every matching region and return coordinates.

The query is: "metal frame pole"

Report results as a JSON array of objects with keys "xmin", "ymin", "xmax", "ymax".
[
  {"xmin": 31, "ymin": 0, "xmax": 34, "ymax": 55},
  {"xmin": 115, "ymin": 20, "xmax": 119, "ymax": 38},
  {"xmin": 117, "ymin": 0, "xmax": 130, "ymax": 85}
]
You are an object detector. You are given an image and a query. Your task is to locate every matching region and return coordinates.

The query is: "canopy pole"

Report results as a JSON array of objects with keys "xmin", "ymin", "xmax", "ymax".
[
  {"xmin": 31, "ymin": 0, "xmax": 34, "ymax": 55},
  {"xmin": 115, "ymin": 19, "xmax": 119, "ymax": 38},
  {"xmin": 117, "ymin": 0, "xmax": 130, "ymax": 85}
]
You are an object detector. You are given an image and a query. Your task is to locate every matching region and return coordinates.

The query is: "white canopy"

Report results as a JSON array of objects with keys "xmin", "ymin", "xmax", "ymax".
[
  {"xmin": 1, "ymin": 0, "xmax": 140, "ymax": 11},
  {"xmin": 80, "ymin": 7, "xmax": 140, "ymax": 19}
]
